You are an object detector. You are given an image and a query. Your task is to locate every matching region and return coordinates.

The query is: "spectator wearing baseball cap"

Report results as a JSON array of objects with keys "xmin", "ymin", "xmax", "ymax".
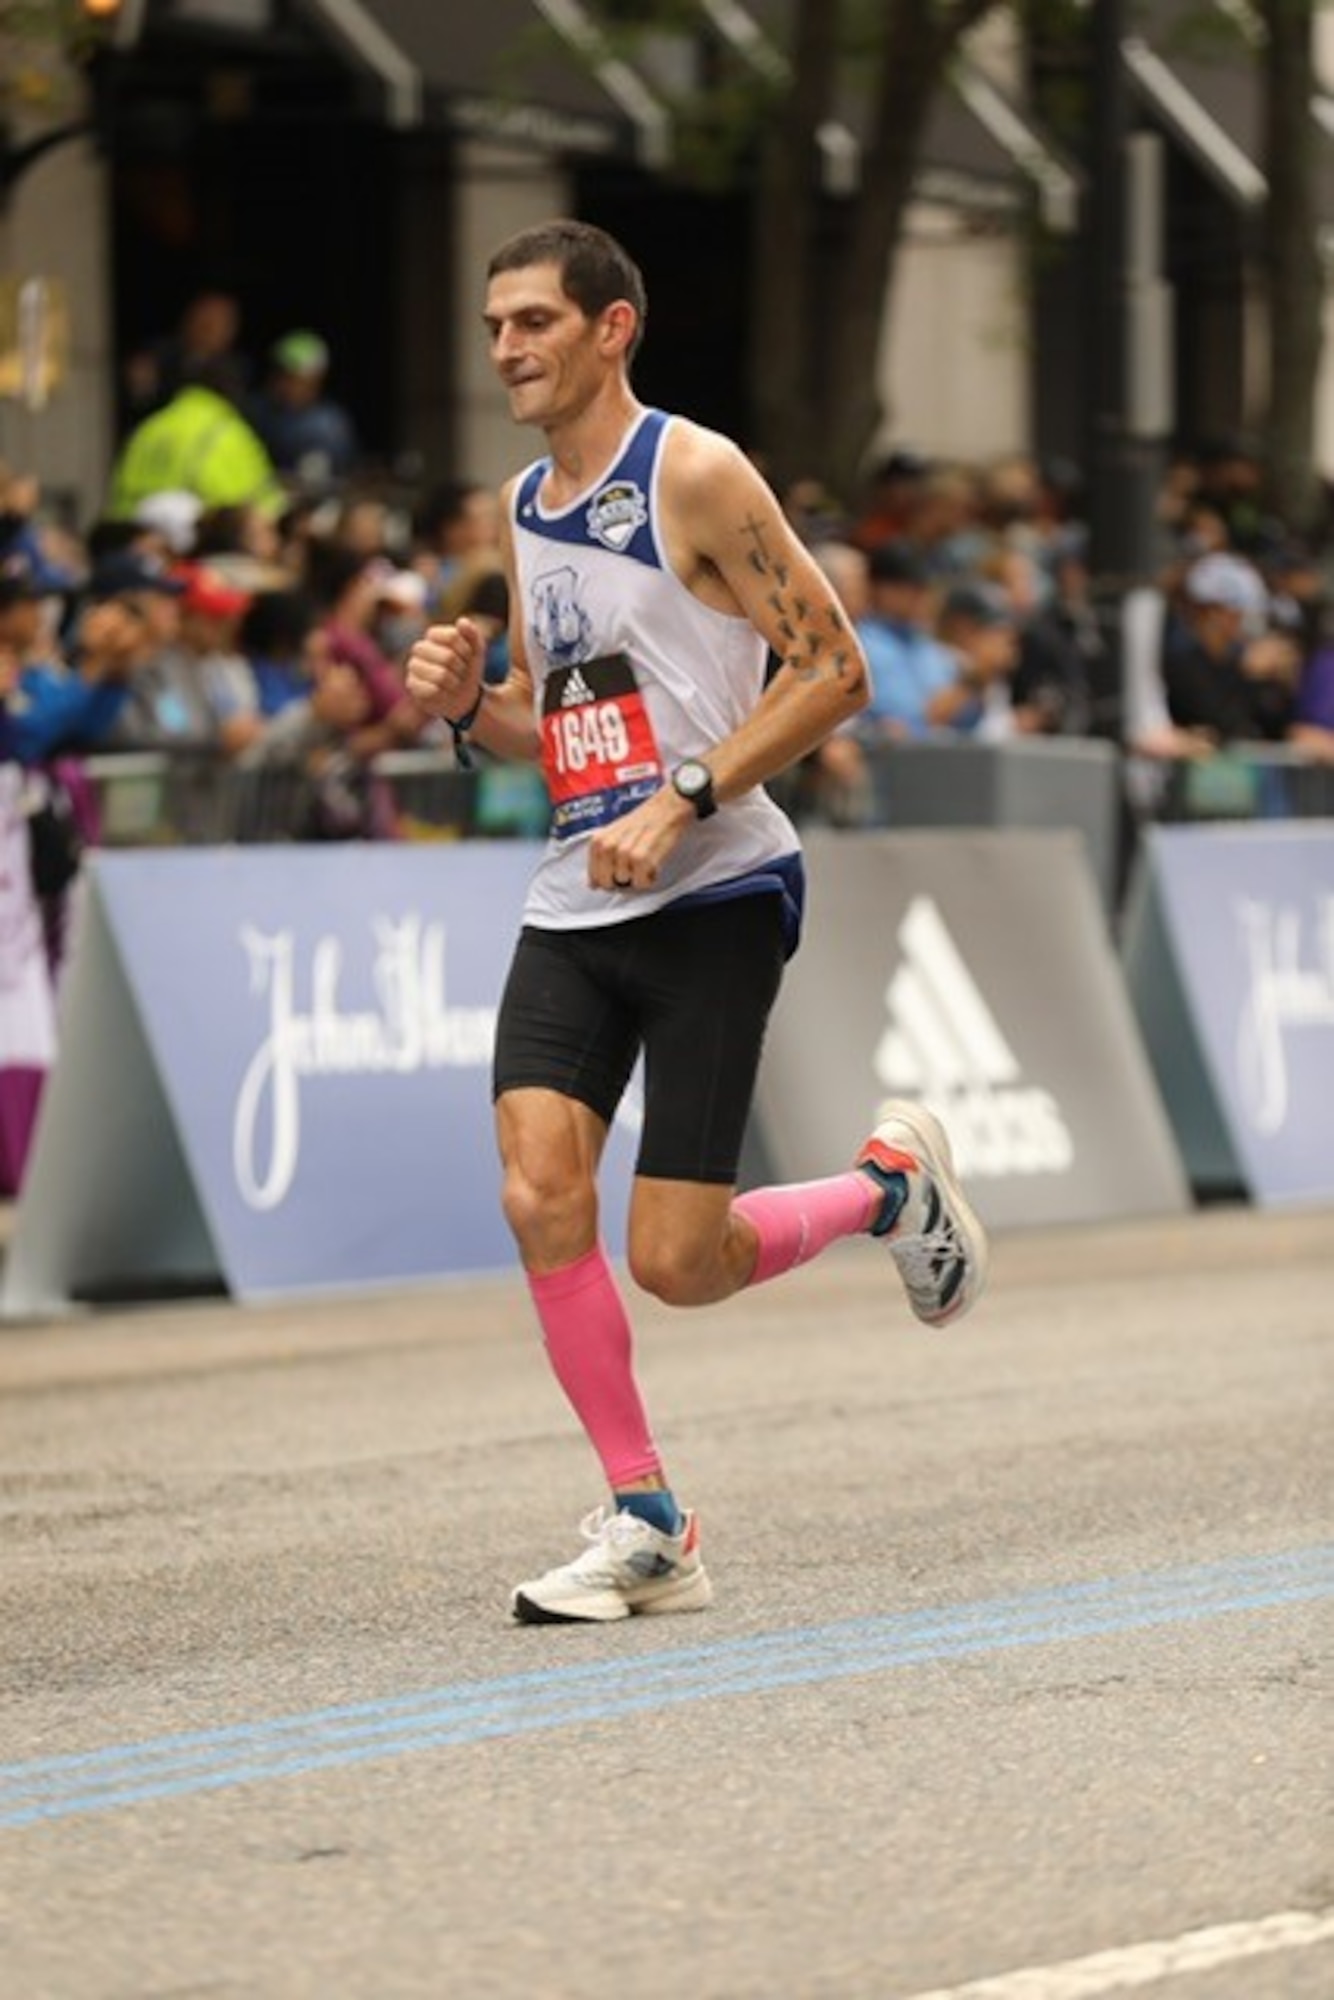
[
  {"xmin": 86, "ymin": 548, "xmax": 187, "ymax": 603},
  {"xmin": 1164, "ymin": 551, "xmax": 1299, "ymax": 746},
  {"xmin": 246, "ymin": 330, "xmax": 360, "ymax": 489},
  {"xmin": 932, "ymin": 579, "xmax": 1022, "ymax": 739},
  {"xmin": 1182, "ymin": 550, "xmax": 1271, "ymax": 628},
  {"xmin": 0, "ymin": 555, "xmax": 145, "ymax": 764},
  {"xmin": 178, "ymin": 562, "xmax": 252, "ymax": 623},
  {"xmin": 132, "ymin": 489, "xmax": 203, "ymax": 559},
  {"xmin": 852, "ymin": 541, "xmax": 959, "ymax": 742},
  {"xmin": 81, "ymin": 547, "xmax": 187, "ymax": 674},
  {"xmin": 104, "ymin": 561, "xmax": 263, "ymax": 756}
]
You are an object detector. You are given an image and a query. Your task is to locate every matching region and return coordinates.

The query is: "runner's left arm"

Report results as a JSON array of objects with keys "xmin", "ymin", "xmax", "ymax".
[{"xmin": 583, "ymin": 425, "xmax": 868, "ymax": 891}]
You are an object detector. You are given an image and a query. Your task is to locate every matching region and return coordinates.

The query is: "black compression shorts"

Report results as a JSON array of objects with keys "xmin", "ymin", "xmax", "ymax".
[{"xmin": 493, "ymin": 891, "xmax": 788, "ymax": 1184}]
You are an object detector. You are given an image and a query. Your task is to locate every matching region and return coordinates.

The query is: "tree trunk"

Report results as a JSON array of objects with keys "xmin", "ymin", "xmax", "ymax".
[
  {"xmin": 747, "ymin": 0, "xmax": 1002, "ymax": 498},
  {"xmin": 1260, "ymin": 0, "xmax": 1323, "ymax": 536},
  {"xmin": 748, "ymin": 0, "xmax": 840, "ymax": 480},
  {"xmin": 820, "ymin": 0, "xmax": 953, "ymax": 497}
]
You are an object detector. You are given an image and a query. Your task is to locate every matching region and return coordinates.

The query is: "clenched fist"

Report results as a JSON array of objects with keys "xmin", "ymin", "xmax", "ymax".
[{"xmin": 405, "ymin": 616, "xmax": 486, "ymax": 722}]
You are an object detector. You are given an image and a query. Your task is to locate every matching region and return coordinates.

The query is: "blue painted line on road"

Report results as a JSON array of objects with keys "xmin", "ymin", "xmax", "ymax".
[{"xmin": 3, "ymin": 1544, "xmax": 1330, "ymax": 1829}]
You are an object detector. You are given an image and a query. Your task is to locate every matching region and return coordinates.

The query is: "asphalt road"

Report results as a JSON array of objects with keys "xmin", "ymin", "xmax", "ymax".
[{"xmin": 1, "ymin": 1204, "xmax": 1330, "ymax": 2000}]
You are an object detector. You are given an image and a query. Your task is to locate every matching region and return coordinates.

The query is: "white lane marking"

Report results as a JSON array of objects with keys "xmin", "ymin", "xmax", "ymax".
[{"xmin": 903, "ymin": 1907, "xmax": 1334, "ymax": 1999}]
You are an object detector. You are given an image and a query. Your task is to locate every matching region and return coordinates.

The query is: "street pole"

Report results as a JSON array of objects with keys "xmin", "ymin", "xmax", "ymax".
[{"xmin": 1083, "ymin": 0, "xmax": 1172, "ymax": 734}]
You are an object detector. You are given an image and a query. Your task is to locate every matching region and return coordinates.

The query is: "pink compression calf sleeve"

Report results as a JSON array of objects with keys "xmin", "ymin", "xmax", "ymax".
[
  {"xmin": 526, "ymin": 1244, "xmax": 662, "ymax": 1488},
  {"xmin": 733, "ymin": 1173, "xmax": 878, "ymax": 1287}
]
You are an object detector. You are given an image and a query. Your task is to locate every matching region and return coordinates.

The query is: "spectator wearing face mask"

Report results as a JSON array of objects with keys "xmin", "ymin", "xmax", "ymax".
[{"xmin": 370, "ymin": 563, "xmax": 431, "ymax": 665}]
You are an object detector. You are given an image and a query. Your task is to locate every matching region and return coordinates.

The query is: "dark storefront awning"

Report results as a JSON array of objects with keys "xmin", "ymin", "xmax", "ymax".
[
  {"xmin": 307, "ymin": 0, "xmax": 1079, "ymax": 215},
  {"xmin": 1123, "ymin": 0, "xmax": 1334, "ymax": 232},
  {"xmin": 298, "ymin": 0, "xmax": 668, "ymax": 159},
  {"xmin": 112, "ymin": 0, "xmax": 666, "ymax": 158}
]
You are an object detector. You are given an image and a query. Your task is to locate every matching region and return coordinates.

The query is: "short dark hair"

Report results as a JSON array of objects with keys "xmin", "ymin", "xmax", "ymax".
[
  {"xmin": 868, "ymin": 541, "xmax": 929, "ymax": 589},
  {"xmin": 303, "ymin": 538, "xmax": 373, "ymax": 611},
  {"xmin": 241, "ymin": 588, "xmax": 317, "ymax": 658},
  {"xmin": 487, "ymin": 218, "xmax": 647, "ymax": 360},
  {"xmin": 414, "ymin": 479, "xmax": 488, "ymax": 542}
]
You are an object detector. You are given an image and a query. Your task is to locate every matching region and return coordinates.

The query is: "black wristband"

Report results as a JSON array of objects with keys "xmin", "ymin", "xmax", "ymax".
[{"xmin": 450, "ymin": 688, "xmax": 484, "ymax": 769}]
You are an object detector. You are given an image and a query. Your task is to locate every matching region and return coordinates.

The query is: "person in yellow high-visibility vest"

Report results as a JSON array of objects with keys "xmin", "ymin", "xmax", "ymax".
[{"xmin": 108, "ymin": 360, "xmax": 285, "ymax": 521}]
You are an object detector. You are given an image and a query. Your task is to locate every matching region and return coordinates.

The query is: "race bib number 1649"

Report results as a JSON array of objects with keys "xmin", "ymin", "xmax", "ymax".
[{"xmin": 540, "ymin": 652, "xmax": 664, "ymax": 840}]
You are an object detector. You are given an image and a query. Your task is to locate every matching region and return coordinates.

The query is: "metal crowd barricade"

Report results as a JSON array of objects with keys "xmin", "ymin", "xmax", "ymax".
[
  {"xmin": 1156, "ymin": 744, "xmax": 1334, "ymax": 823},
  {"xmin": 79, "ymin": 749, "xmax": 493, "ymax": 847},
  {"xmin": 81, "ymin": 751, "xmax": 234, "ymax": 846},
  {"xmin": 73, "ymin": 737, "xmax": 1334, "ymax": 864},
  {"xmin": 81, "ymin": 751, "xmax": 315, "ymax": 847},
  {"xmin": 370, "ymin": 750, "xmax": 481, "ymax": 842},
  {"xmin": 858, "ymin": 735, "xmax": 1123, "ymax": 912}
]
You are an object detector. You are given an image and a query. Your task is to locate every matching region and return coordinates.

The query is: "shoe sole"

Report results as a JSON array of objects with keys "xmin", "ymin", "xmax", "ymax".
[
  {"xmin": 869, "ymin": 1100, "xmax": 989, "ymax": 1326},
  {"xmin": 511, "ymin": 1567, "xmax": 714, "ymax": 1625}
]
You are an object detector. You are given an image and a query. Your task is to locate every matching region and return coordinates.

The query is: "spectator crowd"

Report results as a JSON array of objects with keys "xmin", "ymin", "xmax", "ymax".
[
  {"xmin": 4, "ymin": 285, "xmax": 1334, "ymax": 1195},
  {"xmin": 4, "ymin": 289, "xmax": 1334, "ymax": 926}
]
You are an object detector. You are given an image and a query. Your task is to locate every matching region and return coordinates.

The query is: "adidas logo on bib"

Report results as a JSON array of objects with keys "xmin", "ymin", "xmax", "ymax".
[{"xmin": 560, "ymin": 668, "xmax": 596, "ymax": 708}]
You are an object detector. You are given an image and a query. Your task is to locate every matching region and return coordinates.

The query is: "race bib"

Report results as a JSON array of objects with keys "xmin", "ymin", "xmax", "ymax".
[{"xmin": 540, "ymin": 652, "xmax": 663, "ymax": 840}]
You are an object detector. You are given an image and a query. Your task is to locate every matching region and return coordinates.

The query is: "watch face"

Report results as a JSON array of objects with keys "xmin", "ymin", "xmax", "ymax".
[{"xmin": 673, "ymin": 759, "xmax": 716, "ymax": 816}]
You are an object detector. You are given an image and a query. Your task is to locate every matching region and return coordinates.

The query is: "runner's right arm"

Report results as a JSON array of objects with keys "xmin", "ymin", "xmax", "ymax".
[{"xmin": 404, "ymin": 485, "xmax": 540, "ymax": 764}]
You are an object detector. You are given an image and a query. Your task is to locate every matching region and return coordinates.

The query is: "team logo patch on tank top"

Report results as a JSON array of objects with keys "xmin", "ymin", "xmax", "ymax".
[
  {"xmin": 586, "ymin": 479, "xmax": 648, "ymax": 552},
  {"xmin": 531, "ymin": 564, "xmax": 593, "ymax": 667},
  {"xmin": 540, "ymin": 651, "xmax": 664, "ymax": 840}
]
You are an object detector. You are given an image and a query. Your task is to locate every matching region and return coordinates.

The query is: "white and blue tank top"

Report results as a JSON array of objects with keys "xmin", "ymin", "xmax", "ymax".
[{"xmin": 510, "ymin": 406, "xmax": 802, "ymax": 941}]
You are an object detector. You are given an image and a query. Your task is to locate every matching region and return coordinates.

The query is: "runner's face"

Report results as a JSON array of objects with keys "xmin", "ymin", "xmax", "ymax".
[{"xmin": 483, "ymin": 264, "xmax": 607, "ymax": 429}]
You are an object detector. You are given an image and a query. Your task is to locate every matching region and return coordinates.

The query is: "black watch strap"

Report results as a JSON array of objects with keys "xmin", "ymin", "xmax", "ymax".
[{"xmin": 672, "ymin": 758, "xmax": 717, "ymax": 819}]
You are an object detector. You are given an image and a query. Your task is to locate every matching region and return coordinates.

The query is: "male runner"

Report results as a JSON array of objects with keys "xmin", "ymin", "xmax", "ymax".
[{"xmin": 406, "ymin": 219, "xmax": 987, "ymax": 1623}]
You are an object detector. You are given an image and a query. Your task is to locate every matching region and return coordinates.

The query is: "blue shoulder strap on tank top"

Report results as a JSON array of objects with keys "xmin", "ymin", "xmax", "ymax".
[{"xmin": 514, "ymin": 409, "xmax": 669, "ymax": 569}]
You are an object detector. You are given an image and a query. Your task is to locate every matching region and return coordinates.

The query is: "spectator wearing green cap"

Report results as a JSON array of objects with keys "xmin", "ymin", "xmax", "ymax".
[{"xmin": 246, "ymin": 330, "xmax": 360, "ymax": 491}]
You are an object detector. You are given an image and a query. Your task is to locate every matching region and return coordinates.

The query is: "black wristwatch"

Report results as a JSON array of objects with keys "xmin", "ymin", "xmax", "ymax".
[{"xmin": 671, "ymin": 758, "xmax": 717, "ymax": 819}]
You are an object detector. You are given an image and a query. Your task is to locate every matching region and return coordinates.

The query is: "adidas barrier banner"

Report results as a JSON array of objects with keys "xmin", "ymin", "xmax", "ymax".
[
  {"xmin": 1, "ymin": 847, "xmax": 642, "ymax": 1315},
  {"xmin": 753, "ymin": 830, "xmax": 1190, "ymax": 1230},
  {"xmin": 1121, "ymin": 823, "xmax": 1334, "ymax": 1205}
]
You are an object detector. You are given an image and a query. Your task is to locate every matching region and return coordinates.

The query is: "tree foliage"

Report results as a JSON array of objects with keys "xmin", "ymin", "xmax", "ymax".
[
  {"xmin": 0, "ymin": 0, "xmax": 103, "ymax": 126},
  {"xmin": 585, "ymin": 0, "xmax": 1010, "ymax": 492},
  {"xmin": 575, "ymin": 0, "xmax": 1324, "ymax": 519}
]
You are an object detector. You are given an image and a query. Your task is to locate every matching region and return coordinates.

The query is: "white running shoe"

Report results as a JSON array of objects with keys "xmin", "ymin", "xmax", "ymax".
[
  {"xmin": 855, "ymin": 1099, "xmax": 989, "ymax": 1327},
  {"xmin": 511, "ymin": 1506, "xmax": 714, "ymax": 1625}
]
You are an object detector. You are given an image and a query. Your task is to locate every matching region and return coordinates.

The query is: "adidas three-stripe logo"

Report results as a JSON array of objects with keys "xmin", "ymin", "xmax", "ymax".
[{"xmin": 874, "ymin": 897, "xmax": 1074, "ymax": 1177}]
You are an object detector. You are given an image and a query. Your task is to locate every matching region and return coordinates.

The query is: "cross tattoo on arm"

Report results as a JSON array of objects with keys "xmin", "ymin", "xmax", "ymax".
[{"xmin": 740, "ymin": 514, "xmax": 856, "ymax": 684}]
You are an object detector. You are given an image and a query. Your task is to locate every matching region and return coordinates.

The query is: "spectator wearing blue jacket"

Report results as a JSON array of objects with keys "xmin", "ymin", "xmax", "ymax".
[
  {"xmin": 855, "ymin": 541, "xmax": 960, "ymax": 740},
  {"xmin": 247, "ymin": 331, "xmax": 360, "ymax": 491},
  {"xmin": 0, "ymin": 560, "xmax": 144, "ymax": 763}
]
